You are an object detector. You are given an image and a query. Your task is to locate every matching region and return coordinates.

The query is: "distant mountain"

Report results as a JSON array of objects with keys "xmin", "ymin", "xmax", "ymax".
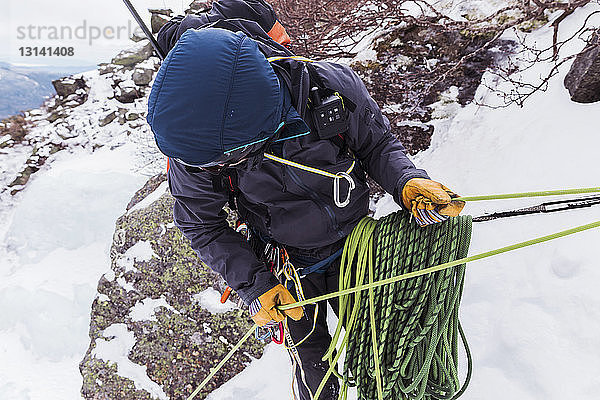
[{"xmin": 0, "ymin": 62, "xmax": 95, "ymax": 120}]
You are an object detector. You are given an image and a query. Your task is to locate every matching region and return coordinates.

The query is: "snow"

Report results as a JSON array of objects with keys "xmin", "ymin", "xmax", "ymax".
[
  {"xmin": 126, "ymin": 240, "xmax": 156, "ymax": 262},
  {"xmin": 4, "ymin": 147, "xmax": 145, "ymax": 263},
  {"xmin": 193, "ymin": 288, "xmax": 237, "ymax": 314},
  {"xmin": 127, "ymin": 181, "xmax": 169, "ymax": 214},
  {"xmin": 92, "ymin": 324, "xmax": 168, "ymax": 400},
  {"xmin": 206, "ymin": 344, "xmax": 293, "ymax": 400},
  {"xmin": 116, "ymin": 240, "xmax": 157, "ymax": 273},
  {"xmin": 117, "ymin": 276, "xmax": 136, "ymax": 292},
  {"xmin": 129, "ymin": 297, "xmax": 175, "ymax": 322},
  {"xmin": 0, "ymin": 145, "xmax": 30, "ymax": 194},
  {"xmin": 0, "ymin": 145, "xmax": 145, "ymax": 399}
]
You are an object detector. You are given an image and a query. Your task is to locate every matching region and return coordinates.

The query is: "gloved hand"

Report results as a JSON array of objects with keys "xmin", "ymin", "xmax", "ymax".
[
  {"xmin": 249, "ymin": 284, "xmax": 304, "ymax": 327},
  {"xmin": 401, "ymin": 178, "xmax": 465, "ymax": 226}
]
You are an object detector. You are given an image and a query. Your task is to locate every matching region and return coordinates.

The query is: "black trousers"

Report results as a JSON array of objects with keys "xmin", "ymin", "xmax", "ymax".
[{"xmin": 286, "ymin": 258, "xmax": 341, "ymax": 400}]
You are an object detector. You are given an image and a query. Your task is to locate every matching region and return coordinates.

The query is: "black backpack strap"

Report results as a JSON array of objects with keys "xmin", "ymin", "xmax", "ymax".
[
  {"xmin": 305, "ymin": 63, "xmax": 357, "ymax": 112},
  {"xmin": 304, "ymin": 63, "xmax": 355, "ymax": 155}
]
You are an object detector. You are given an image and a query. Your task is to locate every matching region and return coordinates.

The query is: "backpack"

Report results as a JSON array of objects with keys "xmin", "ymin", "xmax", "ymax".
[{"xmin": 158, "ymin": 0, "xmax": 357, "ymax": 206}]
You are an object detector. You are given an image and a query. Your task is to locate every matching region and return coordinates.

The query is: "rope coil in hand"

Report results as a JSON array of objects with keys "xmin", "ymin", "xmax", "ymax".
[{"xmin": 318, "ymin": 212, "xmax": 473, "ymax": 400}]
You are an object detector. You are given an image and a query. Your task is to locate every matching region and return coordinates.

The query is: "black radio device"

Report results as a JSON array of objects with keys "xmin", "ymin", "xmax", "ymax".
[{"xmin": 310, "ymin": 87, "xmax": 350, "ymax": 140}]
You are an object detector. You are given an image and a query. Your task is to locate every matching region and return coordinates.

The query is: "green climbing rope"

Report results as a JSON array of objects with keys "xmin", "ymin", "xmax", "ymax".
[
  {"xmin": 317, "ymin": 212, "xmax": 473, "ymax": 400},
  {"xmin": 453, "ymin": 186, "xmax": 600, "ymax": 202},
  {"xmin": 185, "ymin": 186, "xmax": 600, "ymax": 400},
  {"xmin": 187, "ymin": 217, "xmax": 600, "ymax": 400}
]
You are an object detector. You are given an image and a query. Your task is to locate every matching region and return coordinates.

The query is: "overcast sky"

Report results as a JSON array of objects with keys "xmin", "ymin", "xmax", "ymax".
[{"xmin": 2, "ymin": 0, "xmax": 187, "ymax": 69}]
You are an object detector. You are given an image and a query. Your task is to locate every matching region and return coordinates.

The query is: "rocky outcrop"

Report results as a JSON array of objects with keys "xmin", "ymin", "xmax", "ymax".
[
  {"xmin": 151, "ymin": 9, "xmax": 173, "ymax": 34},
  {"xmin": 52, "ymin": 76, "xmax": 88, "ymax": 98},
  {"xmin": 1, "ymin": 38, "xmax": 161, "ymax": 199},
  {"xmin": 114, "ymin": 83, "xmax": 144, "ymax": 104},
  {"xmin": 112, "ymin": 41, "xmax": 155, "ymax": 67},
  {"xmin": 133, "ymin": 67, "xmax": 155, "ymax": 87},
  {"xmin": 352, "ymin": 23, "xmax": 512, "ymax": 156},
  {"xmin": 186, "ymin": 1, "xmax": 211, "ymax": 14},
  {"xmin": 564, "ymin": 29, "xmax": 600, "ymax": 103},
  {"xmin": 79, "ymin": 175, "xmax": 263, "ymax": 400}
]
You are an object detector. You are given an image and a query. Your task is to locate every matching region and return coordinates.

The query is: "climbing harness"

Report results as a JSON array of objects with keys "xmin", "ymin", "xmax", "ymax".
[
  {"xmin": 188, "ymin": 186, "xmax": 600, "ymax": 400},
  {"xmin": 264, "ymin": 153, "xmax": 356, "ymax": 208},
  {"xmin": 295, "ymin": 249, "xmax": 343, "ymax": 278},
  {"xmin": 260, "ymin": 240, "xmax": 322, "ymax": 399}
]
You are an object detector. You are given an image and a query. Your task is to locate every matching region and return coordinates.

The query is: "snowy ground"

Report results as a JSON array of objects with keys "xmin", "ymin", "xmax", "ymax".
[
  {"xmin": 1, "ymin": 3, "xmax": 600, "ymax": 400},
  {"xmin": 0, "ymin": 145, "xmax": 146, "ymax": 399}
]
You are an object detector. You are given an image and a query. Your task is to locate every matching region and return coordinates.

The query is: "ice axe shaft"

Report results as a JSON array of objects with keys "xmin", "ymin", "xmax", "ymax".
[{"xmin": 122, "ymin": 0, "xmax": 167, "ymax": 60}]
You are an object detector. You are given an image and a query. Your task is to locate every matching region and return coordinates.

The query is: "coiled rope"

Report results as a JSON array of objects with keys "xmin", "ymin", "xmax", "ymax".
[
  {"xmin": 317, "ymin": 212, "xmax": 473, "ymax": 400},
  {"xmin": 187, "ymin": 187, "xmax": 600, "ymax": 400}
]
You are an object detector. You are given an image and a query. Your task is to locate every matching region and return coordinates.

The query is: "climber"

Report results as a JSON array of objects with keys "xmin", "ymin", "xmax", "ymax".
[{"xmin": 146, "ymin": 1, "xmax": 465, "ymax": 399}]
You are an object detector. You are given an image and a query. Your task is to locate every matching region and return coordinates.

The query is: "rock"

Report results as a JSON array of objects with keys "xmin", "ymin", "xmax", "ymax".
[
  {"xmin": 79, "ymin": 175, "xmax": 264, "ymax": 400},
  {"xmin": 8, "ymin": 165, "xmax": 40, "ymax": 194},
  {"xmin": 0, "ymin": 114, "xmax": 29, "ymax": 144},
  {"xmin": 132, "ymin": 68, "xmax": 154, "ymax": 86},
  {"xmin": 564, "ymin": 30, "xmax": 600, "ymax": 103},
  {"xmin": 126, "ymin": 173, "xmax": 166, "ymax": 210},
  {"xmin": 130, "ymin": 32, "xmax": 146, "ymax": 42},
  {"xmin": 186, "ymin": 1, "xmax": 211, "ymax": 14},
  {"xmin": 351, "ymin": 21, "xmax": 509, "ymax": 156},
  {"xmin": 148, "ymin": 8, "xmax": 173, "ymax": 17},
  {"xmin": 114, "ymin": 85, "xmax": 142, "ymax": 104},
  {"xmin": 397, "ymin": 124, "xmax": 434, "ymax": 155},
  {"xmin": 99, "ymin": 111, "xmax": 118, "ymax": 127},
  {"xmin": 8, "ymin": 143, "xmax": 64, "ymax": 195},
  {"xmin": 47, "ymin": 110, "xmax": 66, "ymax": 123},
  {"xmin": 150, "ymin": 9, "xmax": 173, "ymax": 34},
  {"xmin": 151, "ymin": 14, "xmax": 171, "ymax": 34},
  {"xmin": 56, "ymin": 124, "xmax": 79, "ymax": 140},
  {"xmin": 126, "ymin": 112, "xmax": 140, "ymax": 121},
  {"xmin": 99, "ymin": 63, "xmax": 117, "ymax": 76},
  {"xmin": 0, "ymin": 136, "xmax": 14, "ymax": 149},
  {"xmin": 27, "ymin": 109, "xmax": 43, "ymax": 117},
  {"xmin": 52, "ymin": 77, "xmax": 87, "ymax": 98},
  {"xmin": 112, "ymin": 41, "xmax": 154, "ymax": 67}
]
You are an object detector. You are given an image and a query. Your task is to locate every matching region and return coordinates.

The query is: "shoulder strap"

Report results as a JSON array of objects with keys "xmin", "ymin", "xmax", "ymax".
[{"xmin": 305, "ymin": 63, "xmax": 357, "ymax": 112}]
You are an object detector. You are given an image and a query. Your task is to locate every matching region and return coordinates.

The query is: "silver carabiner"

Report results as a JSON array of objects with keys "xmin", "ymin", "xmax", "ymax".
[{"xmin": 333, "ymin": 172, "xmax": 355, "ymax": 208}]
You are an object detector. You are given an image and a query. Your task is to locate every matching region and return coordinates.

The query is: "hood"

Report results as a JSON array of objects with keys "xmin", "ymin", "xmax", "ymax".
[{"xmin": 147, "ymin": 27, "xmax": 283, "ymax": 166}]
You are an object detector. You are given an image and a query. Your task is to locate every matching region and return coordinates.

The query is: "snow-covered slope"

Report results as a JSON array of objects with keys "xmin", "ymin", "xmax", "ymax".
[
  {"xmin": 0, "ymin": 145, "xmax": 146, "ymax": 399},
  {"xmin": 0, "ymin": 42, "xmax": 160, "ymax": 399}
]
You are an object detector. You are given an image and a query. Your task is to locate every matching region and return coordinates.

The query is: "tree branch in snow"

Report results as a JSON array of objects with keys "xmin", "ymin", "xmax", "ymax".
[{"xmin": 479, "ymin": 6, "xmax": 599, "ymax": 108}]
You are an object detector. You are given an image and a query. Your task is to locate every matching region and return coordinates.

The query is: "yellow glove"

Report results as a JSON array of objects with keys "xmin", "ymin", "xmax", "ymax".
[
  {"xmin": 248, "ymin": 284, "xmax": 304, "ymax": 327},
  {"xmin": 401, "ymin": 178, "xmax": 465, "ymax": 226}
]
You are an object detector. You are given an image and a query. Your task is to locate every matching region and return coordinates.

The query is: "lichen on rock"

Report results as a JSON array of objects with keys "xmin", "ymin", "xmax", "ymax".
[{"xmin": 80, "ymin": 174, "xmax": 264, "ymax": 399}]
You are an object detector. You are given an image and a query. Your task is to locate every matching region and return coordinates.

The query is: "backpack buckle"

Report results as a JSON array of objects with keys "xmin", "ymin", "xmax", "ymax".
[{"xmin": 333, "ymin": 172, "xmax": 355, "ymax": 208}]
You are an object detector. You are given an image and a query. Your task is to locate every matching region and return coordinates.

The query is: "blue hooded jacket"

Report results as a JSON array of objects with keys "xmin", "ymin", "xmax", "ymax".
[{"xmin": 148, "ymin": 27, "xmax": 284, "ymax": 166}]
